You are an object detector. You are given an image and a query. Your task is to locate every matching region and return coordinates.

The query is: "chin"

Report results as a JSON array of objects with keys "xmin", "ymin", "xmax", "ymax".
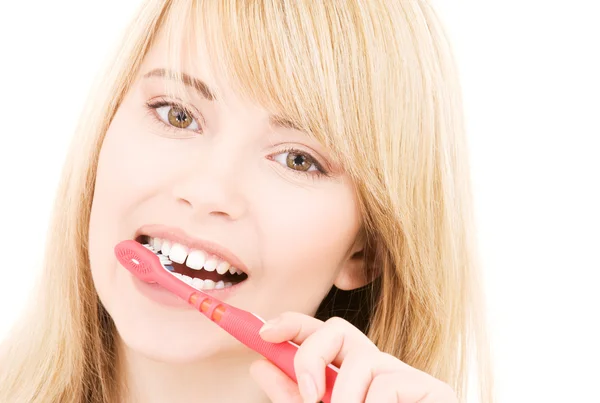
[{"xmin": 113, "ymin": 311, "xmax": 250, "ymax": 364}]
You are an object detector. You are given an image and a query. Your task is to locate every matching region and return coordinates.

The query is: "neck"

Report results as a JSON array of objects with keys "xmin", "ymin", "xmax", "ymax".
[{"xmin": 116, "ymin": 340, "xmax": 269, "ymax": 403}]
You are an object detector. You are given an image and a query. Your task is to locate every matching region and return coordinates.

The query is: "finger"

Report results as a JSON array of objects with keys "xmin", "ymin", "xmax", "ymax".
[
  {"xmin": 328, "ymin": 349, "xmax": 373, "ymax": 403},
  {"xmin": 364, "ymin": 371, "xmax": 457, "ymax": 403},
  {"xmin": 330, "ymin": 351, "xmax": 402, "ymax": 403},
  {"xmin": 293, "ymin": 318, "xmax": 379, "ymax": 401},
  {"xmin": 260, "ymin": 314, "xmax": 377, "ymax": 365},
  {"xmin": 259, "ymin": 311, "xmax": 324, "ymax": 344},
  {"xmin": 365, "ymin": 372, "xmax": 424, "ymax": 403},
  {"xmin": 249, "ymin": 359, "xmax": 303, "ymax": 403}
]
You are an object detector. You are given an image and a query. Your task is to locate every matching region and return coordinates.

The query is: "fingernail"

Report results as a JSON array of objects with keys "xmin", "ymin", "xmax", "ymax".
[
  {"xmin": 298, "ymin": 373, "xmax": 317, "ymax": 403},
  {"xmin": 259, "ymin": 323, "xmax": 275, "ymax": 334},
  {"xmin": 259, "ymin": 317, "xmax": 281, "ymax": 334}
]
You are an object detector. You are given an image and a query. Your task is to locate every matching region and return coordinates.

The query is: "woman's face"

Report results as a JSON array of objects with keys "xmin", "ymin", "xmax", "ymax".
[{"xmin": 88, "ymin": 32, "xmax": 365, "ymax": 363}]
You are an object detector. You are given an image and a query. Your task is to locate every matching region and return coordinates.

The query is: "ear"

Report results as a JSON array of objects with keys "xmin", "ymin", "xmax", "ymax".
[{"xmin": 334, "ymin": 231, "xmax": 369, "ymax": 291}]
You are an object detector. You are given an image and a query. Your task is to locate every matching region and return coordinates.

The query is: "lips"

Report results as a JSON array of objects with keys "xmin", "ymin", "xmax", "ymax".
[
  {"xmin": 131, "ymin": 224, "xmax": 250, "ymax": 291},
  {"xmin": 134, "ymin": 224, "xmax": 250, "ymax": 274}
]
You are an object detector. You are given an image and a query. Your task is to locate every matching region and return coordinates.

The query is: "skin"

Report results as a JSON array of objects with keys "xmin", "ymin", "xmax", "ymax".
[
  {"xmin": 255, "ymin": 313, "xmax": 459, "ymax": 403},
  {"xmin": 88, "ymin": 30, "xmax": 457, "ymax": 403}
]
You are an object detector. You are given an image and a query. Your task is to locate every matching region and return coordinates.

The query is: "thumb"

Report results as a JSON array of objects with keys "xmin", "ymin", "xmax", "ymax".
[{"xmin": 249, "ymin": 359, "xmax": 303, "ymax": 403}]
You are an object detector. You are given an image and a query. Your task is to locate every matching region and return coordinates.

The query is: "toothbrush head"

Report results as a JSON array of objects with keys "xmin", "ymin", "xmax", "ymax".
[
  {"xmin": 115, "ymin": 239, "xmax": 158, "ymax": 282},
  {"xmin": 114, "ymin": 239, "xmax": 204, "ymax": 305}
]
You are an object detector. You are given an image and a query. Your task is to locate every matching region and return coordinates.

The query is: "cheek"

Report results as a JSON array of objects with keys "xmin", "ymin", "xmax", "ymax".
[
  {"xmin": 89, "ymin": 104, "xmax": 148, "ymax": 237},
  {"xmin": 88, "ymin": 95, "xmax": 180, "ymax": 248},
  {"xmin": 253, "ymin": 180, "xmax": 360, "ymax": 311},
  {"xmin": 94, "ymin": 112, "xmax": 165, "ymax": 199},
  {"xmin": 88, "ymin": 104, "xmax": 162, "ymax": 305},
  {"xmin": 88, "ymin": 116, "xmax": 136, "ymax": 305}
]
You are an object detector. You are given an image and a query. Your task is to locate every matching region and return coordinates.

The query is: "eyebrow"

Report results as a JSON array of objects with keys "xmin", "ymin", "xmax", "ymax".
[
  {"xmin": 143, "ymin": 68, "xmax": 302, "ymax": 131},
  {"xmin": 144, "ymin": 68, "xmax": 215, "ymax": 100}
]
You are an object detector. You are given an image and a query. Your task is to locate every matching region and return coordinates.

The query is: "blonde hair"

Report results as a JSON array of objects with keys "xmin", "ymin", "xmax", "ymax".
[{"xmin": 0, "ymin": 1, "xmax": 494, "ymax": 402}]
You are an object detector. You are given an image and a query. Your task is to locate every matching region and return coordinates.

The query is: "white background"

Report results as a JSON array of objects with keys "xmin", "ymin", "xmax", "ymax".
[{"xmin": 0, "ymin": 1, "xmax": 598, "ymax": 402}]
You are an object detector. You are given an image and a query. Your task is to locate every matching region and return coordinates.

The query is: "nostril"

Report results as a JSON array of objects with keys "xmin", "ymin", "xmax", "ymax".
[
  {"xmin": 177, "ymin": 198, "xmax": 193, "ymax": 208},
  {"xmin": 173, "ymin": 186, "xmax": 246, "ymax": 220},
  {"xmin": 177, "ymin": 199, "xmax": 231, "ymax": 218},
  {"xmin": 209, "ymin": 211, "xmax": 230, "ymax": 218}
]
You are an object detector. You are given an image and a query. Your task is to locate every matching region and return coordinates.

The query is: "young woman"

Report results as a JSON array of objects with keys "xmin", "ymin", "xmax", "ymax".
[{"xmin": 0, "ymin": 1, "xmax": 493, "ymax": 402}]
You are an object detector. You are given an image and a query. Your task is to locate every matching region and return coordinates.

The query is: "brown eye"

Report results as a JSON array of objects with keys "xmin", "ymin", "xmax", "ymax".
[
  {"xmin": 273, "ymin": 150, "xmax": 320, "ymax": 173},
  {"xmin": 152, "ymin": 103, "xmax": 200, "ymax": 131},
  {"xmin": 167, "ymin": 105, "xmax": 193, "ymax": 129},
  {"xmin": 286, "ymin": 152, "xmax": 313, "ymax": 171},
  {"xmin": 272, "ymin": 148, "xmax": 328, "ymax": 176}
]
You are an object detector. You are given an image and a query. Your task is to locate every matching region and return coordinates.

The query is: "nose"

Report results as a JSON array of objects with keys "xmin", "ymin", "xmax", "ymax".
[{"xmin": 171, "ymin": 146, "xmax": 248, "ymax": 221}]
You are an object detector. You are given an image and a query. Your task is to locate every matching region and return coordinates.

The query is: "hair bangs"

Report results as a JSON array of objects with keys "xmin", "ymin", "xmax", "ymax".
[{"xmin": 156, "ymin": 0, "xmax": 381, "ymax": 171}]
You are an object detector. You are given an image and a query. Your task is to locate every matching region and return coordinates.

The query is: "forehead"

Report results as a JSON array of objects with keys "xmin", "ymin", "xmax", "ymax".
[{"xmin": 138, "ymin": 30, "xmax": 218, "ymax": 96}]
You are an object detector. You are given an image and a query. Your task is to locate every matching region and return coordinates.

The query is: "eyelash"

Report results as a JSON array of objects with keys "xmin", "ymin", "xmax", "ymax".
[
  {"xmin": 144, "ymin": 98, "xmax": 329, "ymax": 178},
  {"xmin": 145, "ymin": 97, "xmax": 204, "ymax": 135},
  {"xmin": 273, "ymin": 147, "xmax": 330, "ymax": 178}
]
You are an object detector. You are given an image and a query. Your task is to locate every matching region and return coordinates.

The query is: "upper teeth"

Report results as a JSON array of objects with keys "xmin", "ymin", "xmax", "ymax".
[{"xmin": 147, "ymin": 236, "xmax": 244, "ymax": 275}]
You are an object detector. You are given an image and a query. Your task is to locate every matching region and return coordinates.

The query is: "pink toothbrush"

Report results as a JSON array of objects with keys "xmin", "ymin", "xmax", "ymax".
[{"xmin": 114, "ymin": 239, "xmax": 338, "ymax": 402}]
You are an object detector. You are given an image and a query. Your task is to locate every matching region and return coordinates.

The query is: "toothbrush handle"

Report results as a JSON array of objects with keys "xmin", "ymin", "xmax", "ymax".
[{"xmin": 218, "ymin": 305, "xmax": 337, "ymax": 403}]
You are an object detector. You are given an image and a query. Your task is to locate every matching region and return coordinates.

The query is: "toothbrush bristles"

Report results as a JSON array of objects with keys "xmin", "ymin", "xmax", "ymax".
[{"xmin": 141, "ymin": 242, "xmax": 175, "ymax": 272}]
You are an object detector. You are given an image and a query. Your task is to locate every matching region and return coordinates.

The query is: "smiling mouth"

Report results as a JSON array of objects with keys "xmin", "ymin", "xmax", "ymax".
[{"xmin": 135, "ymin": 235, "xmax": 249, "ymax": 290}]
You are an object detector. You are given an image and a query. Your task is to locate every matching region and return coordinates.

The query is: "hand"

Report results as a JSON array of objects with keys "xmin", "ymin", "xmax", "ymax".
[{"xmin": 249, "ymin": 312, "xmax": 458, "ymax": 403}]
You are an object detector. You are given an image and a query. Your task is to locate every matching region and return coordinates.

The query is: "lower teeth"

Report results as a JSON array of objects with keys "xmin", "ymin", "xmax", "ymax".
[{"xmin": 172, "ymin": 273, "xmax": 233, "ymax": 290}]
